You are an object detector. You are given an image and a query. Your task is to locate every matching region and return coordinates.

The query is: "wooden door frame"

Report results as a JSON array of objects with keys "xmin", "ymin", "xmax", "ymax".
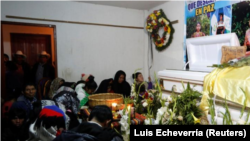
[{"xmin": 1, "ymin": 21, "xmax": 58, "ymax": 99}]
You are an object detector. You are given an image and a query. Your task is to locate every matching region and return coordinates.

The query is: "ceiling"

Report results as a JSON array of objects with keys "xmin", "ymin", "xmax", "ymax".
[{"xmin": 77, "ymin": 1, "xmax": 168, "ymax": 10}]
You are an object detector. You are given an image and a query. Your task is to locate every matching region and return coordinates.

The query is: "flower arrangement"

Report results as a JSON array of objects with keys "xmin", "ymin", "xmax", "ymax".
[
  {"xmin": 146, "ymin": 9, "xmax": 174, "ymax": 51},
  {"xmin": 118, "ymin": 99, "xmax": 132, "ymax": 141},
  {"xmin": 144, "ymin": 82, "xmax": 207, "ymax": 125},
  {"xmin": 207, "ymin": 88, "xmax": 250, "ymax": 125},
  {"xmin": 129, "ymin": 68, "xmax": 206, "ymax": 125}
]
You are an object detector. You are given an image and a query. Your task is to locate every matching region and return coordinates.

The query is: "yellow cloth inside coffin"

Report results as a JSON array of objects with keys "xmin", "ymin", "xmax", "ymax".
[{"xmin": 200, "ymin": 66, "xmax": 250, "ymax": 114}]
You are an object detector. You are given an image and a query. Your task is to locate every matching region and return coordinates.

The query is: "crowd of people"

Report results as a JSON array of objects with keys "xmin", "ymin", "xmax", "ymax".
[{"xmin": 2, "ymin": 50, "xmax": 153, "ymax": 141}]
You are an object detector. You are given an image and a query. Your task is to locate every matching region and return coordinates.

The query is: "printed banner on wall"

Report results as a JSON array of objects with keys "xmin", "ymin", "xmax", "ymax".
[{"xmin": 183, "ymin": 0, "xmax": 250, "ymax": 63}]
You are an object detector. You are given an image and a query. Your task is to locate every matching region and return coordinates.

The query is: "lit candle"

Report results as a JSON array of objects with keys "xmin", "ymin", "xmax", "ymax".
[
  {"xmin": 112, "ymin": 103, "xmax": 117, "ymax": 111},
  {"xmin": 127, "ymin": 105, "xmax": 131, "ymax": 111}
]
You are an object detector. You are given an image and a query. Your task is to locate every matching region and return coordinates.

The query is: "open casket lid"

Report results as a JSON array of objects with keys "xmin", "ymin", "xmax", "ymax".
[{"xmin": 186, "ymin": 33, "xmax": 240, "ymax": 72}]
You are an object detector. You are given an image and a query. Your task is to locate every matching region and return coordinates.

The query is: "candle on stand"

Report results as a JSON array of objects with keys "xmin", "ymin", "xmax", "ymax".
[{"xmin": 112, "ymin": 103, "xmax": 117, "ymax": 112}]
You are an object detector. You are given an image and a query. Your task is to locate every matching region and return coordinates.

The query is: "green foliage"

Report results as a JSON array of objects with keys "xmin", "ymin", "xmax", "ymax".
[
  {"xmin": 208, "ymin": 87, "xmax": 250, "ymax": 125},
  {"xmin": 240, "ymin": 88, "xmax": 247, "ymax": 118},
  {"xmin": 208, "ymin": 97, "xmax": 217, "ymax": 125},
  {"xmin": 221, "ymin": 98, "xmax": 233, "ymax": 125},
  {"xmin": 124, "ymin": 96, "xmax": 134, "ymax": 104},
  {"xmin": 186, "ymin": 14, "xmax": 210, "ymax": 38},
  {"xmin": 167, "ymin": 82, "xmax": 203, "ymax": 125},
  {"xmin": 210, "ymin": 56, "xmax": 250, "ymax": 69},
  {"xmin": 232, "ymin": 1, "xmax": 250, "ymax": 45}
]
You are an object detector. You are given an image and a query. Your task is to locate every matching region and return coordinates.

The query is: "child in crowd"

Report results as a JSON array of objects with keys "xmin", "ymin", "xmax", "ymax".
[
  {"xmin": 132, "ymin": 72, "xmax": 153, "ymax": 90},
  {"xmin": 75, "ymin": 74, "xmax": 98, "ymax": 108}
]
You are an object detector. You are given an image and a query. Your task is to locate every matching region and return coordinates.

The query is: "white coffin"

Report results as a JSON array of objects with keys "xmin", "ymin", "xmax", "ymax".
[
  {"xmin": 158, "ymin": 69, "xmax": 208, "ymax": 94},
  {"xmin": 186, "ymin": 33, "xmax": 240, "ymax": 72},
  {"xmin": 158, "ymin": 33, "xmax": 248, "ymax": 124}
]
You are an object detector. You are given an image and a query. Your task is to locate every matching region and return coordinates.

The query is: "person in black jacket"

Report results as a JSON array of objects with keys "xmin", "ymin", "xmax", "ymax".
[
  {"xmin": 13, "ymin": 51, "xmax": 31, "ymax": 88},
  {"xmin": 113, "ymin": 70, "xmax": 131, "ymax": 97},
  {"xmin": 53, "ymin": 105, "xmax": 124, "ymax": 141},
  {"xmin": 1, "ymin": 101, "xmax": 30, "ymax": 141},
  {"xmin": 32, "ymin": 51, "xmax": 55, "ymax": 85}
]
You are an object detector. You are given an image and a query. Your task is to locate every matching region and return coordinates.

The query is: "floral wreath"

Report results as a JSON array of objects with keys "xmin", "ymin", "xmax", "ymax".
[{"xmin": 146, "ymin": 9, "xmax": 174, "ymax": 51}]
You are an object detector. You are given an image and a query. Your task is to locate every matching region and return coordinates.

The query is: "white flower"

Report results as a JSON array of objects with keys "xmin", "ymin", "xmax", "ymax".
[
  {"xmin": 162, "ymin": 96, "xmax": 167, "ymax": 101},
  {"xmin": 142, "ymin": 102, "xmax": 148, "ymax": 107},
  {"xmin": 147, "ymin": 28, "xmax": 152, "ymax": 32},
  {"xmin": 167, "ymin": 96, "xmax": 172, "ymax": 102},
  {"xmin": 237, "ymin": 119, "xmax": 246, "ymax": 125},
  {"xmin": 150, "ymin": 89, "xmax": 157, "ymax": 93},
  {"xmin": 144, "ymin": 118, "xmax": 151, "ymax": 125},
  {"xmin": 131, "ymin": 92, "xmax": 136, "ymax": 97},
  {"xmin": 177, "ymin": 116, "xmax": 183, "ymax": 121},
  {"xmin": 154, "ymin": 119, "xmax": 159, "ymax": 125},
  {"xmin": 158, "ymin": 18, "xmax": 163, "ymax": 23},
  {"xmin": 179, "ymin": 87, "xmax": 184, "ymax": 93},
  {"xmin": 157, "ymin": 107, "xmax": 167, "ymax": 116},
  {"xmin": 117, "ymin": 110, "xmax": 124, "ymax": 116},
  {"xmin": 120, "ymin": 115, "xmax": 128, "ymax": 122},
  {"xmin": 126, "ymin": 130, "xmax": 130, "ymax": 135},
  {"xmin": 120, "ymin": 122, "xmax": 129, "ymax": 131}
]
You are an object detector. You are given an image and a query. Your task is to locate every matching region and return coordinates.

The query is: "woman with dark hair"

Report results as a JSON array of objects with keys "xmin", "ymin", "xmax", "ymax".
[
  {"xmin": 132, "ymin": 72, "xmax": 153, "ymax": 90},
  {"xmin": 95, "ymin": 78, "xmax": 114, "ymax": 94},
  {"xmin": 75, "ymin": 74, "xmax": 98, "ymax": 108},
  {"xmin": 216, "ymin": 14, "xmax": 225, "ymax": 35},
  {"xmin": 113, "ymin": 70, "xmax": 131, "ymax": 97},
  {"xmin": 191, "ymin": 22, "xmax": 205, "ymax": 38}
]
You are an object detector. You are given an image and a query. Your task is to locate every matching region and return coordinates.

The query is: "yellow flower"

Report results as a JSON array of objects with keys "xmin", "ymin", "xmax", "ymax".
[
  {"xmin": 146, "ymin": 26, "xmax": 151, "ymax": 29},
  {"xmin": 191, "ymin": 113, "xmax": 201, "ymax": 124},
  {"xmin": 150, "ymin": 14, "xmax": 157, "ymax": 20},
  {"xmin": 150, "ymin": 13, "xmax": 155, "ymax": 17},
  {"xmin": 157, "ymin": 11, "xmax": 161, "ymax": 16},
  {"xmin": 147, "ymin": 98, "xmax": 153, "ymax": 104},
  {"xmin": 168, "ymin": 26, "xmax": 171, "ymax": 34},
  {"xmin": 157, "ymin": 43, "xmax": 163, "ymax": 47}
]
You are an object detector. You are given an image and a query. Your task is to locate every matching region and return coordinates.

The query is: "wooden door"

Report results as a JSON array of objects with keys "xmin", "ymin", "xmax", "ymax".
[
  {"xmin": 10, "ymin": 33, "xmax": 52, "ymax": 67},
  {"xmin": 1, "ymin": 24, "xmax": 6, "ymax": 99}
]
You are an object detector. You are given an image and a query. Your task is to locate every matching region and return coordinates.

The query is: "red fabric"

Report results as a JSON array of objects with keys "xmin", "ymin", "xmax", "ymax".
[
  {"xmin": 56, "ymin": 130, "xmax": 62, "ymax": 136},
  {"xmin": 39, "ymin": 108, "xmax": 64, "ymax": 118},
  {"xmin": 2, "ymin": 101, "xmax": 14, "ymax": 118}
]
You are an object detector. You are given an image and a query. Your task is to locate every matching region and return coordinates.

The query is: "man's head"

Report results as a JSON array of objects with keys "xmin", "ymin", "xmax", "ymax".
[
  {"xmin": 14, "ymin": 51, "xmax": 26, "ymax": 64},
  {"xmin": 9, "ymin": 101, "xmax": 28, "ymax": 127},
  {"xmin": 39, "ymin": 55, "xmax": 49, "ymax": 64},
  {"xmin": 88, "ymin": 105, "xmax": 113, "ymax": 127},
  {"xmin": 4, "ymin": 54, "xmax": 9, "ymax": 62},
  {"xmin": 23, "ymin": 83, "xmax": 36, "ymax": 99},
  {"xmin": 39, "ymin": 51, "xmax": 50, "ymax": 64}
]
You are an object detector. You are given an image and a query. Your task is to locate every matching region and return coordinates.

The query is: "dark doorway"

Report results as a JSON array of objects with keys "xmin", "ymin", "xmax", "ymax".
[
  {"xmin": 10, "ymin": 33, "xmax": 52, "ymax": 67},
  {"xmin": 1, "ymin": 21, "xmax": 57, "ymax": 100}
]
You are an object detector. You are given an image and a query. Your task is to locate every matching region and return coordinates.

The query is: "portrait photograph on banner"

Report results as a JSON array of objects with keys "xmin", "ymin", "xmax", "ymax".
[{"xmin": 210, "ymin": 5, "xmax": 231, "ymax": 35}]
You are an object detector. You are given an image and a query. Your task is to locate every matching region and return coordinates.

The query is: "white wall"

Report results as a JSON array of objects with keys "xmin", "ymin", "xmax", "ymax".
[
  {"xmin": 1, "ymin": 1, "xmax": 148, "ymax": 85},
  {"xmin": 147, "ymin": 1, "xmax": 185, "ymax": 79}
]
